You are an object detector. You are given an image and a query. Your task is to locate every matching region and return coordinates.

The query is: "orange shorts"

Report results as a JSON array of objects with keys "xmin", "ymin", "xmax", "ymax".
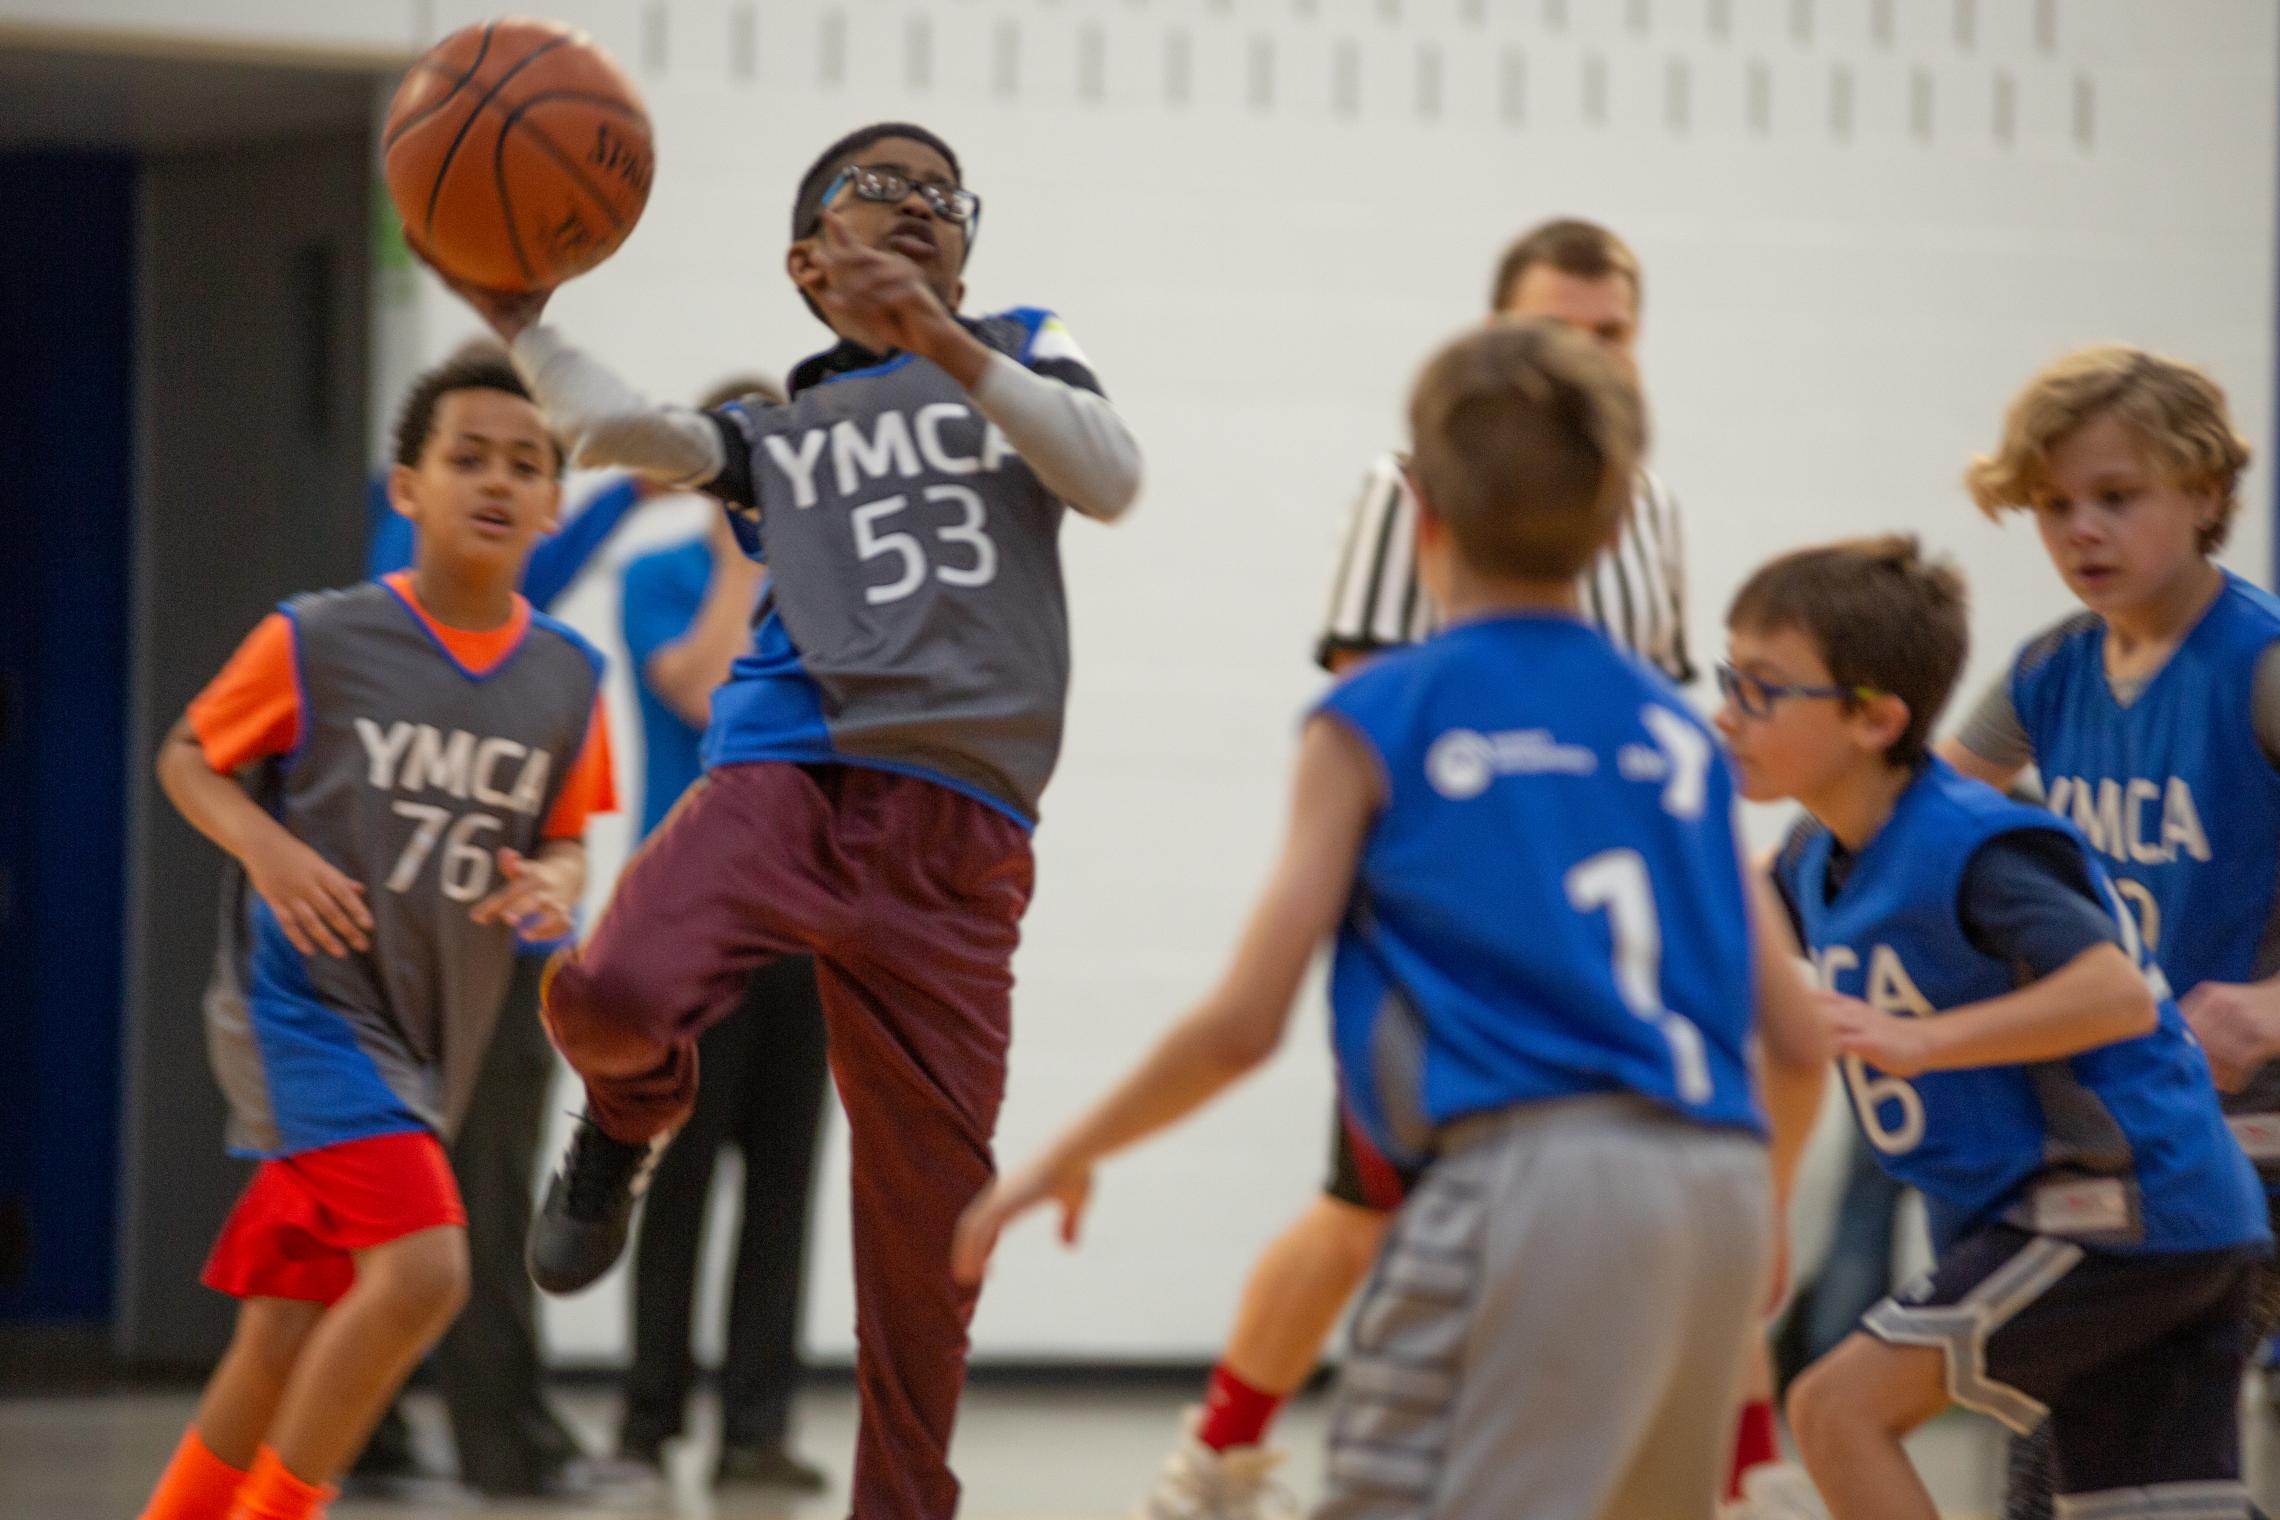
[{"xmin": 201, "ymin": 1131, "xmax": 465, "ymax": 1304}]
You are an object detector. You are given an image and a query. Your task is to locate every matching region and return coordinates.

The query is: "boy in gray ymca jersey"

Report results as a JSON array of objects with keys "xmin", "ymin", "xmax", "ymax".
[
  {"xmin": 138, "ymin": 355, "xmax": 613, "ymax": 1518},
  {"xmin": 437, "ymin": 121, "xmax": 1141, "ymax": 1520}
]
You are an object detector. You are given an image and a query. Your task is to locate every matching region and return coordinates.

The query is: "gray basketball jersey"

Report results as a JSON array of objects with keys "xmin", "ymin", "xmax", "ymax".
[
  {"xmin": 699, "ymin": 308, "xmax": 1098, "ymax": 823},
  {"xmin": 203, "ymin": 582, "xmax": 605, "ymax": 1157}
]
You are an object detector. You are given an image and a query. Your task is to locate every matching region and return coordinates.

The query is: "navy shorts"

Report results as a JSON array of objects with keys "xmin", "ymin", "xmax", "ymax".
[{"xmin": 1863, "ymin": 1223, "xmax": 2261, "ymax": 1508}]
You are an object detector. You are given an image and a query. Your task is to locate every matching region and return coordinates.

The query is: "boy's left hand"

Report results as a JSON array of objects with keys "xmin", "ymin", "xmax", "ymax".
[
  {"xmin": 1822, "ymin": 992, "xmax": 1935, "ymax": 1077},
  {"xmin": 951, "ymin": 1154, "xmax": 1094, "ymax": 1288},
  {"xmin": 471, "ymin": 846, "xmax": 578, "ymax": 940}
]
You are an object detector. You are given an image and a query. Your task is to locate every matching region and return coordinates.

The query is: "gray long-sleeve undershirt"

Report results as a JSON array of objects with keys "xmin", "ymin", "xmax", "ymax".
[{"xmin": 510, "ymin": 324, "xmax": 1142, "ymax": 522}]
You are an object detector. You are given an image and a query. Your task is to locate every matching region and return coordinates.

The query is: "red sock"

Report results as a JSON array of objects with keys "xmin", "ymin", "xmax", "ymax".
[
  {"xmin": 139, "ymin": 1426, "xmax": 248, "ymax": 1520},
  {"xmin": 223, "ymin": 1447, "xmax": 333, "ymax": 1520},
  {"xmin": 1195, "ymin": 1364, "xmax": 1286, "ymax": 1452},
  {"xmin": 1725, "ymin": 1399, "xmax": 1779, "ymax": 1500}
]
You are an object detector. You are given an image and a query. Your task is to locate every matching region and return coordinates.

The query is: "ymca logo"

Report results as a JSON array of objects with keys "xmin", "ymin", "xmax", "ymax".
[
  {"xmin": 1425, "ymin": 727, "xmax": 1595, "ymax": 800},
  {"xmin": 1424, "ymin": 706, "xmax": 1712, "ymax": 820},
  {"xmin": 761, "ymin": 405, "xmax": 1018, "ymax": 509},
  {"xmin": 354, "ymin": 719, "xmax": 556, "ymax": 903},
  {"xmin": 2044, "ymin": 774, "xmax": 2211, "ymax": 867}
]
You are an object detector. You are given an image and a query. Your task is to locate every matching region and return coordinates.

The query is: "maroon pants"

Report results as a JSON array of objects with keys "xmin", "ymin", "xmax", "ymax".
[{"xmin": 543, "ymin": 761, "xmax": 1033, "ymax": 1520}]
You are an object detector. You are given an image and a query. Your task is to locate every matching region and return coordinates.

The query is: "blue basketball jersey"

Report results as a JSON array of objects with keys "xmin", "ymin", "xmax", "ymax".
[
  {"xmin": 1318, "ymin": 614, "xmax": 1761, "ymax": 1170},
  {"xmin": 1778, "ymin": 759, "xmax": 2266, "ymax": 1256},
  {"xmin": 2010, "ymin": 572, "xmax": 2280, "ymax": 1136}
]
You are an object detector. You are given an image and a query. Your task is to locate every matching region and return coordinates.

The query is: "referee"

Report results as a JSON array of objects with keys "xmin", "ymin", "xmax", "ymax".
[
  {"xmin": 1131, "ymin": 218, "xmax": 1700, "ymax": 1520},
  {"xmin": 1320, "ymin": 220, "xmax": 1690, "ymax": 682}
]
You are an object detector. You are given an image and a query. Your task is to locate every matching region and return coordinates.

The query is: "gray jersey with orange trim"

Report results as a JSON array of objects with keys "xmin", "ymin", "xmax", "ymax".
[{"xmin": 204, "ymin": 582, "xmax": 605, "ymax": 1157}]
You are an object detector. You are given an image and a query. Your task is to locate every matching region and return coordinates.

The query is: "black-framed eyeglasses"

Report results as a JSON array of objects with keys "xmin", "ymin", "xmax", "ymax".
[
  {"xmin": 819, "ymin": 163, "xmax": 982, "ymax": 232},
  {"xmin": 1716, "ymin": 662, "xmax": 1884, "ymax": 719}
]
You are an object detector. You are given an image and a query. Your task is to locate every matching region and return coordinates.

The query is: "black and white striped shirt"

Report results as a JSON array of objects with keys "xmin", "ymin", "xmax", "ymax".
[{"xmin": 1316, "ymin": 451, "xmax": 1694, "ymax": 683}]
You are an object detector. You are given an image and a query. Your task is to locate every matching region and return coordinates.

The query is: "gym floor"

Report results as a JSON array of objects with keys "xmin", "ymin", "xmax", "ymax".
[{"xmin": 0, "ymin": 1379, "xmax": 2050, "ymax": 1520}]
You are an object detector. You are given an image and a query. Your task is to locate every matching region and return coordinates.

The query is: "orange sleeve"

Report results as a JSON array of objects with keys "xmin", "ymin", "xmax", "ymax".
[
  {"xmin": 541, "ymin": 695, "xmax": 618, "ymax": 840},
  {"xmin": 186, "ymin": 613, "xmax": 301, "ymax": 772}
]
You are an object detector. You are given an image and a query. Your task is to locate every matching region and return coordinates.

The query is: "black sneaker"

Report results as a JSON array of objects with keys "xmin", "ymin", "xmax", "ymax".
[{"xmin": 526, "ymin": 1114, "xmax": 665, "ymax": 1295}]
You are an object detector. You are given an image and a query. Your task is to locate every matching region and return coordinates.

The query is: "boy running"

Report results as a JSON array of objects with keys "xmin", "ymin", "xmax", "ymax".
[
  {"xmin": 958, "ymin": 318, "xmax": 1829, "ymax": 1520},
  {"xmin": 1718, "ymin": 537, "xmax": 2268, "ymax": 1520},
  {"xmin": 136, "ymin": 354, "xmax": 615, "ymax": 1520},
  {"xmin": 439, "ymin": 121, "xmax": 1141, "ymax": 1519},
  {"xmin": 1941, "ymin": 347, "xmax": 2280, "ymax": 1520}
]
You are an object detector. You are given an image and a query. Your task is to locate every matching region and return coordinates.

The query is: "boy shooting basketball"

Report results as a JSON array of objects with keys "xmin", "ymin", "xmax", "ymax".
[
  {"xmin": 137, "ymin": 355, "xmax": 614, "ymax": 1520},
  {"xmin": 438, "ymin": 121, "xmax": 1141, "ymax": 1519}
]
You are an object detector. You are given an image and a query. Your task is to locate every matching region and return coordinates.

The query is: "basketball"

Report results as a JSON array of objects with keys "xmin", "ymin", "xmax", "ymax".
[{"xmin": 382, "ymin": 17, "xmax": 654, "ymax": 293}]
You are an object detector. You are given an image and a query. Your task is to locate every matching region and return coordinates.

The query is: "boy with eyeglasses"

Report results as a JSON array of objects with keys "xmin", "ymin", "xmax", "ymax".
[
  {"xmin": 1715, "ymin": 536, "xmax": 2267, "ymax": 1520},
  {"xmin": 437, "ymin": 120, "xmax": 1142, "ymax": 1520}
]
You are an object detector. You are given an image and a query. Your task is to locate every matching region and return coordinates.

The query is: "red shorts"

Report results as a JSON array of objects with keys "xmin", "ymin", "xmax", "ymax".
[{"xmin": 201, "ymin": 1131, "xmax": 465, "ymax": 1304}]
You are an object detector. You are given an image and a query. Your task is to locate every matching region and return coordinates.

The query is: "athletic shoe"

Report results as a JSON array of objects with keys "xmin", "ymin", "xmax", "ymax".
[
  {"xmin": 1128, "ymin": 1407, "xmax": 1296, "ymax": 1520},
  {"xmin": 526, "ymin": 1113, "xmax": 667, "ymax": 1295}
]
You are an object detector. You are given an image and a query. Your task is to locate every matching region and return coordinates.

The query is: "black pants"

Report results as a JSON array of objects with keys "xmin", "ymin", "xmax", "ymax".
[
  {"xmin": 364, "ymin": 954, "xmax": 582, "ymax": 1491},
  {"xmin": 621, "ymin": 953, "xmax": 830, "ymax": 1450}
]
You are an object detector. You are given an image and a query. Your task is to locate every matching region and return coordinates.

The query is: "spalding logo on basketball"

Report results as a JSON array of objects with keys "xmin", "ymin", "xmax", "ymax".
[{"xmin": 383, "ymin": 17, "xmax": 654, "ymax": 293}]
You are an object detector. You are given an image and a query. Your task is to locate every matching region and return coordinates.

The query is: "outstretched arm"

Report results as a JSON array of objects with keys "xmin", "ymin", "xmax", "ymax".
[
  {"xmin": 433, "ymin": 270, "xmax": 729, "ymax": 491},
  {"xmin": 951, "ymin": 715, "xmax": 1381, "ymax": 1283},
  {"xmin": 509, "ymin": 326, "xmax": 727, "ymax": 489}
]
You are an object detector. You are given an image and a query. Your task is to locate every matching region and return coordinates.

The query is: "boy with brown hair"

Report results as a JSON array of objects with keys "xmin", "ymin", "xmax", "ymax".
[
  {"xmin": 136, "ymin": 353, "xmax": 615, "ymax": 1520},
  {"xmin": 1718, "ymin": 535, "xmax": 2267, "ymax": 1520},
  {"xmin": 1941, "ymin": 345, "xmax": 2280, "ymax": 1520},
  {"xmin": 1154, "ymin": 213, "xmax": 1704, "ymax": 1520},
  {"xmin": 959, "ymin": 317, "xmax": 1827, "ymax": 1520}
]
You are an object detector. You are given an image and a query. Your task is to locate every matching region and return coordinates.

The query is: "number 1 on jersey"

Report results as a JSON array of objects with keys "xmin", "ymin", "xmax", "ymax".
[{"xmin": 1565, "ymin": 848, "xmax": 1714, "ymax": 1105}]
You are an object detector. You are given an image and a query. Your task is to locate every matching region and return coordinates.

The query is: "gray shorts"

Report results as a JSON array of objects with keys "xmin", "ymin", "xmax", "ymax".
[{"xmin": 1317, "ymin": 1096, "xmax": 1772, "ymax": 1520}]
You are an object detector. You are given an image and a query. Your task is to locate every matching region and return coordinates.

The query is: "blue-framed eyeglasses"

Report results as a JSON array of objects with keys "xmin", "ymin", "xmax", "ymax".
[
  {"xmin": 818, "ymin": 163, "xmax": 981, "ymax": 233},
  {"xmin": 1716, "ymin": 661, "xmax": 1884, "ymax": 719}
]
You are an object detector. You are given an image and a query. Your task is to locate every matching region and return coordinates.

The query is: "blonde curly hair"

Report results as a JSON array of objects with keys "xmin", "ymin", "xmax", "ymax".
[{"xmin": 1965, "ymin": 345, "xmax": 2251, "ymax": 553}]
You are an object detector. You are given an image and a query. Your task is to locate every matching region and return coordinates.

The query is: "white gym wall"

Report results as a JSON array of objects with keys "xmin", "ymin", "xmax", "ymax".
[{"xmin": 11, "ymin": 0, "xmax": 2274, "ymax": 1364}]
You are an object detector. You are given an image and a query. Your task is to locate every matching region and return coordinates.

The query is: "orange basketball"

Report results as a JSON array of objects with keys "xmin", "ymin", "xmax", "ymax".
[{"xmin": 383, "ymin": 17, "xmax": 654, "ymax": 293}]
